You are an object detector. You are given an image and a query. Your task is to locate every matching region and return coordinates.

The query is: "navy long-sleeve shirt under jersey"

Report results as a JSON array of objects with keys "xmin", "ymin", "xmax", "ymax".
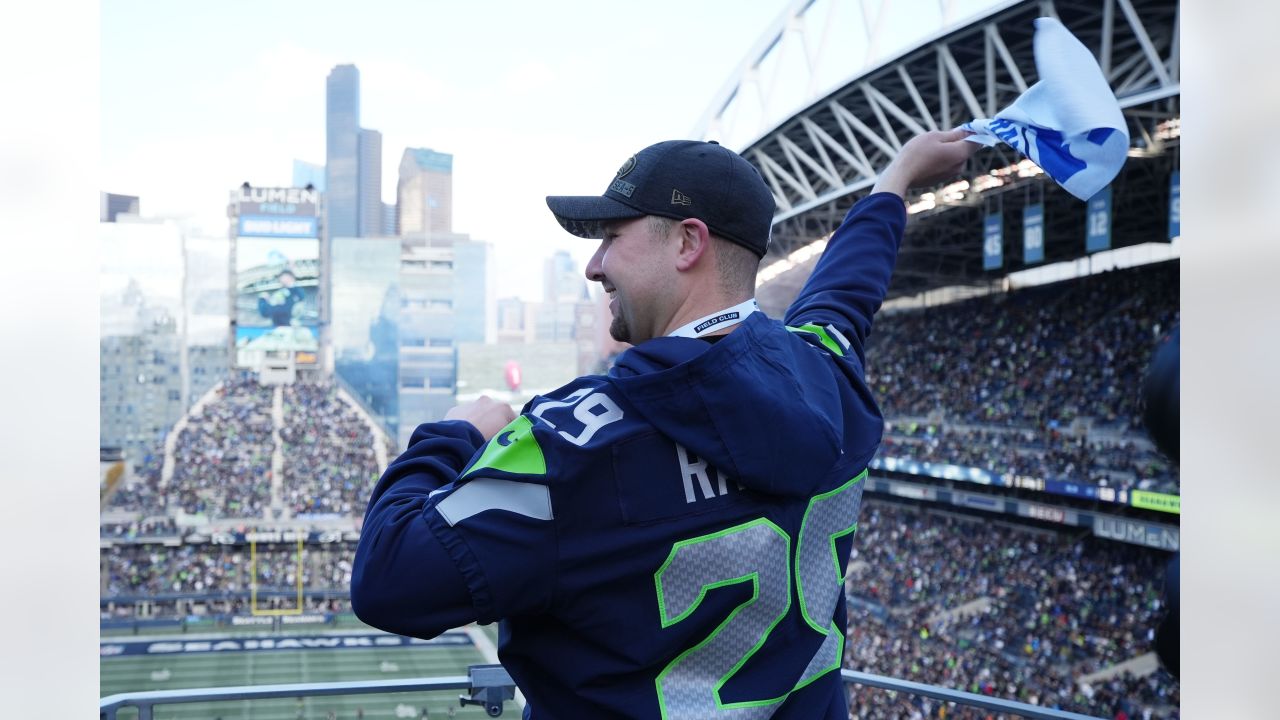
[{"xmin": 351, "ymin": 193, "xmax": 907, "ymax": 719}]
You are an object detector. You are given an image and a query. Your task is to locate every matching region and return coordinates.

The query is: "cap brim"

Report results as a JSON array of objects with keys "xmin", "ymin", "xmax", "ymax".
[{"xmin": 546, "ymin": 195, "xmax": 646, "ymax": 239}]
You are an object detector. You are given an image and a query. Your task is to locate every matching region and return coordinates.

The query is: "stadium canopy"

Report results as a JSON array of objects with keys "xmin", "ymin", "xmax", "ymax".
[{"xmin": 707, "ymin": 0, "xmax": 1179, "ymax": 303}]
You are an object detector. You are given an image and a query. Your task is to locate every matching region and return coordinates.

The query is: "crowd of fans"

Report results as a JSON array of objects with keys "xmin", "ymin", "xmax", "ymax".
[
  {"xmin": 280, "ymin": 382, "xmax": 384, "ymax": 516},
  {"xmin": 102, "ymin": 543, "xmax": 355, "ymax": 597},
  {"xmin": 881, "ymin": 421, "xmax": 1178, "ymax": 495},
  {"xmin": 102, "ymin": 447, "xmax": 166, "ymax": 514},
  {"xmin": 168, "ymin": 377, "xmax": 275, "ymax": 518},
  {"xmin": 866, "ymin": 261, "xmax": 1180, "ymax": 497},
  {"xmin": 844, "ymin": 500, "xmax": 1178, "ymax": 718},
  {"xmin": 102, "ymin": 376, "xmax": 389, "ymax": 522}
]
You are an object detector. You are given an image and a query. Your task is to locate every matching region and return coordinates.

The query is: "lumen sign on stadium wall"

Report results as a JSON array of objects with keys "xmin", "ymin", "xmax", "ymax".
[
  {"xmin": 1093, "ymin": 516, "xmax": 1179, "ymax": 551},
  {"xmin": 232, "ymin": 186, "xmax": 321, "ymax": 239},
  {"xmin": 233, "ymin": 186, "xmax": 319, "ymax": 216}
]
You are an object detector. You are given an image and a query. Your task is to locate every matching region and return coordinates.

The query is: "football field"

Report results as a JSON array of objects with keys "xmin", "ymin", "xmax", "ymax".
[{"xmin": 101, "ymin": 627, "xmax": 505, "ymax": 720}]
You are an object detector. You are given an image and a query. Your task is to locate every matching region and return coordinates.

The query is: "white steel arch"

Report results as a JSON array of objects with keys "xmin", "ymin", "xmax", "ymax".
[{"xmin": 707, "ymin": 0, "xmax": 1179, "ymax": 300}]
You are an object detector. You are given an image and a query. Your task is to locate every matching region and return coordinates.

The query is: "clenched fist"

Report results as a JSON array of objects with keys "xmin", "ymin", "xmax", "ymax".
[
  {"xmin": 872, "ymin": 129, "xmax": 981, "ymax": 198},
  {"xmin": 445, "ymin": 396, "xmax": 517, "ymax": 441}
]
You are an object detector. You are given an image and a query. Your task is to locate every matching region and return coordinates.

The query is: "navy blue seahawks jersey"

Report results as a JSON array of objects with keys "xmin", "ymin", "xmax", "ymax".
[{"xmin": 352, "ymin": 193, "xmax": 907, "ymax": 719}]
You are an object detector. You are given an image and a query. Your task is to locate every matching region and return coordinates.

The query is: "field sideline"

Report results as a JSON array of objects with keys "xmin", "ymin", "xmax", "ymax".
[{"xmin": 101, "ymin": 625, "xmax": 505, "ymax": 720}]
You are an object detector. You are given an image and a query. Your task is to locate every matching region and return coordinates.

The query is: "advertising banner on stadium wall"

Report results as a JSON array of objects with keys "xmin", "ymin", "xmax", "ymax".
[
  {"xmin": 1016, "ymin": 501, "xmax": 1076, "ymax": 525},
  {"xmin": 983, "ymin": 213, "xmax": 1003, "ymax": 270},
  {"xmin": 1092, "ymin": 515, "xmax": 1179, "ymax": 551},
  {"xmin": 238, "ymin": 215, "xmax": 319, "ymax": 238},
  {"xmin": 183, "ymin": 530, "xmax": 358, "ymax": 545},
  {"xmin": 1130, "ymin": 490, "xmax": 1181, "ymax": 515},
  {"xmin": 233, "ymin": 186, "xmax": 320, "ymax": 220},
  {"xmin": 100, "ymin": 631, "xmax": 472, "ymax": 658},
  {"xmin": 1168, "ymin": 170, "xmax": 1180, "ymax": 240},
  {"xmin": 1055, "ymin": 480, "xmax": 1129, "ymax": 504},
  {"xmin": 229, "ymin": 615, "xmax": 275, "ymax": 627},
  {"xmin": 886, "ymin": 481, "xmax": 936, "ymax": 501},
  {"xmin": 280, "ymin": 614, "xmax": 331, "ymax": 625},
  {"xmin": 1023, "ymin": 204, "xmax": 1045, "ymax": 264},
  {"xmin": 1085, "ymin": 186, "xmax": 1112, "ymax": 253},
  {"xmin": 950, "ymin": 491, "xmax": 1006, "ymax": 513}
]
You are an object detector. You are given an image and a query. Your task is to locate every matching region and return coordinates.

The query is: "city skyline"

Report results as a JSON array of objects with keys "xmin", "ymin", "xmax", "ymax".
[
  {"xmin": 101, "ymin": 0, "xmax": 1002, "ymax": 302},
  {"xmin": 101, "ymin": 1, "xmax": 782, "ymax": 302}
]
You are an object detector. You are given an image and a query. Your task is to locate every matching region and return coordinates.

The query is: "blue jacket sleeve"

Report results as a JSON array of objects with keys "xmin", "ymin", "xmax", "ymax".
[
  {"xmin": 782, "ymin": 192, "xmax": 906, "ymax": 365},
  {"xmin": 350, "ymin": 420, "xmax": 485, "ymax": 639}
]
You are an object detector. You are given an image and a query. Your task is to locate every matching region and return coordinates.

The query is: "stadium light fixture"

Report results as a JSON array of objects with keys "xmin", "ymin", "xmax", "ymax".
[{"xmin": 907, "ymin": 193, "xmax": 937, "ymax": 215}]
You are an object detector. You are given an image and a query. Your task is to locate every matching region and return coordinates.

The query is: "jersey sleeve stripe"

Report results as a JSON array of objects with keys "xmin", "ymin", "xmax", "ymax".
[{"xmin": 435, "ymin": 478, "xmax": 554, "ymax": 526}]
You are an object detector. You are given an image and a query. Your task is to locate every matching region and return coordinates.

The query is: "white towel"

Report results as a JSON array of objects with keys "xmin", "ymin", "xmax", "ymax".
[{"xmin": 961, "ymin": 17, "xmax": 1129, "ymax": 201}]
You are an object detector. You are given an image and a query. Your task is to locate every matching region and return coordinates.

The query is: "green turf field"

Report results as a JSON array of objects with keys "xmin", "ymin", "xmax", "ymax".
[{"xmin": 101, "ymin": 633, "xmax": 504, "ymax": 719}]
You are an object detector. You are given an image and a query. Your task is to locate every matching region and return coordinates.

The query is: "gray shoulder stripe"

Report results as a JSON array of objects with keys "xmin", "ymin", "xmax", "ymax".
[
  {"xmin": 435, "ymin": 478, "xmax": 553, "ymax": 527},
  {"xmin": 825, "ymin": 323, "xmax": 851, "ymax": 351}
]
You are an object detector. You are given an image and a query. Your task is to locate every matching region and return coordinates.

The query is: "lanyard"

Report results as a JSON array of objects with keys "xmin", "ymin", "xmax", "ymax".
[{"xmin": 667, "ymin": 298, "xmax": 760, "ymax": 339}]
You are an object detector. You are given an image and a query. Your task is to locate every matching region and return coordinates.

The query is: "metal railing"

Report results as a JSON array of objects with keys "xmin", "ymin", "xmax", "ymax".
[
  {"xmin": 101, "ymin": 664, "xmax": 1105, "ymax": 720},
  {"xmin": 840, "ymin": 669, "xmax": 1103, "ymax": 720}
]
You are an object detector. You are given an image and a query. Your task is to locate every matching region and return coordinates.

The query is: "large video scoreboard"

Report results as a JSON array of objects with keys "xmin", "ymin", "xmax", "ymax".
[{"xmin": 229, "ymin": 186, "xmax": 322, "ymax": 368}]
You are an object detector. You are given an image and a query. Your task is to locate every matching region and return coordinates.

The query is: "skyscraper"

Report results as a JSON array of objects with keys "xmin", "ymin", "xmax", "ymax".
[
  {"xmin": 397, "ymin": 148, "xmax": 453, "ymax": 236},
  {"xmin": 543, "ymin": 250, "xmax": 587, "ymax": 303},
  {"xmin": 358, "ymin": 128, "xmax": 383, "ymax": 237},
  {"xmin": 396, "ymin": 232, "xmax": 489, "ymax": 447},
  {"xmin": 326, "ymin": 65, "xmax": 360, "ymax": 239},
  {"xmin": 381, "ymin": 202, "xmax": 397, "ymax": 236},
  {"xmin": 327, "ymin": 65, "xmax": 387, "ymax": 239},
  {"xmin": 292, "ymin": 160, "xmax": 326, "ymax": 191},
  {"xmin": 100, "ymin": 192, "xmax": 140, "ymax": 222}
]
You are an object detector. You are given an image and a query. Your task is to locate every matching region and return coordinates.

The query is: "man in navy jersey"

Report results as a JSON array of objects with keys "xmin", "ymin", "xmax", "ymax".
[{"xmin": 352, "ymin": 130, "xmax": 977, "ymax": 719}]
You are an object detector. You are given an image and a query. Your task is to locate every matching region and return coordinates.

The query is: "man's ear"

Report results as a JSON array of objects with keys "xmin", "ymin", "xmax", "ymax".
[{"xmin": 674, "ymin": 218, "xmax": 711, "ymax": 272}]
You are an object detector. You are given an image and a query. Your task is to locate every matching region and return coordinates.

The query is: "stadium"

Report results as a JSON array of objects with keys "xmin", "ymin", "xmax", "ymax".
[{"xmin": 100, "ymin": 0, "xmax": 1180, "ymax": 717}]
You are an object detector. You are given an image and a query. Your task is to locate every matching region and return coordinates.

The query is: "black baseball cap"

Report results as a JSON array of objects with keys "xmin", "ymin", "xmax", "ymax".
[{"xmin": 546, "ymin": 140, "xmax": 776, "ymax": 257}]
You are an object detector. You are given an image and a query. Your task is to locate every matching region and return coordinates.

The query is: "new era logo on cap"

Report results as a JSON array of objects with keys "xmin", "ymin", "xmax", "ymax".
[{"xmin": 545, "ymin": 140, "xmax": 776, "ymax": 257}]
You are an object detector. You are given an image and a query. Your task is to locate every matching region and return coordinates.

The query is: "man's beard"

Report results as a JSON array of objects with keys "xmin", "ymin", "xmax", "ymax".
[{"xmin": 609, "ymin": 311, "xmax": 631, "ymax": 343}]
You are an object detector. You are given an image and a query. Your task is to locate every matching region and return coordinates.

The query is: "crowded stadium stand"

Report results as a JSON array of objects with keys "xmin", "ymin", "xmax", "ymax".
[
  {"xmin": 168, "ymin": 377, "xmax": 275, "ymax": 518},
  {"xmin": 281, "ymin": 381, "xmax": 390, "ymax": 517},
  {"xmin": 869, "ymin": 260, "xmax": 1180, "ymax": 498},
  {"xmin": 100, "ymin": 375, "xmax": 391, "ymax": 522},
  {"xmin": 102, "ymin": 0, "xmax": 1181, "ymax": 715},
  {"xmin": 844, "ymin": 500, "xmax": 1177, "ymax": 718}
]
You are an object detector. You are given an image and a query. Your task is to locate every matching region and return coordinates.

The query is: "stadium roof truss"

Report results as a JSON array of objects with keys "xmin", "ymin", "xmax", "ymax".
[{"xmin": 732, "ymin": 0, "xmax": 1180, "ymax": 300}]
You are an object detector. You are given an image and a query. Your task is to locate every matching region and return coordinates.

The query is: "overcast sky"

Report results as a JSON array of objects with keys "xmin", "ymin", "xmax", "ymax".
[{"xmin": 102, "ymin": 0, "xmax": 998, "ymax": 300}]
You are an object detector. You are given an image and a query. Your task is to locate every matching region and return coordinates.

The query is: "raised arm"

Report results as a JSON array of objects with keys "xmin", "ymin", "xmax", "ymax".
[{"xmin": 784, "ymin": 130, "xmax": 978, "ymax": 363}]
